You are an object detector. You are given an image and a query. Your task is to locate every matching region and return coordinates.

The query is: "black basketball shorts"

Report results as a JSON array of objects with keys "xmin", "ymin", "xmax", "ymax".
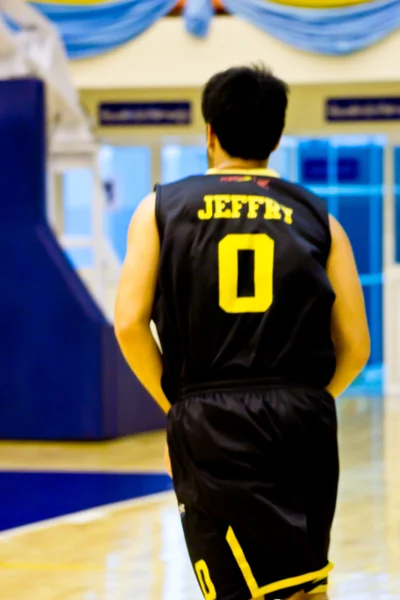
[{"xmin": 166, "ymin": 385, "xmax": 339, "ymax": 600}]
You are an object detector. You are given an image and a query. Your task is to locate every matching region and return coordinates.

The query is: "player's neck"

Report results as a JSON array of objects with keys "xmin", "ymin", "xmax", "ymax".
[{"xmin": 213, "ymin": 158, "xmax": 268, "ymax": 171}]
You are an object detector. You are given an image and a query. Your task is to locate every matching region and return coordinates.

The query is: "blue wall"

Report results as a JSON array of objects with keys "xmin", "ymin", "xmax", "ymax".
[
  {"xmin": 64, "ymin": 147, "xmax": 151, "ymax": 267},
  {"xmin": 296, "ymin": 138, "xmax": 384, "ymax": 394}
]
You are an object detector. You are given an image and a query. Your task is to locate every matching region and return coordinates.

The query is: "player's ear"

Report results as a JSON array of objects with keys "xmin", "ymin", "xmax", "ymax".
[{"xmin": 206, "ymin": 124, "xmax": 216, "ymax": 151}]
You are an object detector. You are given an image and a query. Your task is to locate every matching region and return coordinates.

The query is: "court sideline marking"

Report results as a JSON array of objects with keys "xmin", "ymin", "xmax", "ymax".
[{"xmin": 0, "ymin": 489, "xmax": 175, "ymax": 541}]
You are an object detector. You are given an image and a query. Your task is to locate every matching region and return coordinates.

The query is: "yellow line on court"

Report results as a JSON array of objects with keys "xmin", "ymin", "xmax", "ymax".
[{"xmin": 0, "ymin": 562, "xmax": 135, "ymax": 571}]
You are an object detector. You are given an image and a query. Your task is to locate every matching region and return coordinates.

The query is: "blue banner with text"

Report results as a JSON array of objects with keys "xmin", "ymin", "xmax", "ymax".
[
  {"xmin": 326, "ymin": 97, "xmax": 400, "ymax": 122},
  {"xmin": 99, "ymin": 102, "xmax": 192, "ymax": 126}
]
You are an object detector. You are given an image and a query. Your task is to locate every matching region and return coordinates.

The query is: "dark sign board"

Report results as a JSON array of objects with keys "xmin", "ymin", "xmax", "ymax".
[
  {"xmin": 99, "ymin": 102, "xmax": 192, "ymax": 126},
  {"xmin": 326, "ymin": 97, "xmax": 400, "ymax": 122}
]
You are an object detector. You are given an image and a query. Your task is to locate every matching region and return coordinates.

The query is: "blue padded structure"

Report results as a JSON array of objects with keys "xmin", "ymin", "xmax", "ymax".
[{"xmin": 0, "ymin": 79, "xmax": 165, "ymax": 439}]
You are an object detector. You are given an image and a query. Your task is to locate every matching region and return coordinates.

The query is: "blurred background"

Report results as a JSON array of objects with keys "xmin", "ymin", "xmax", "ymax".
[{"xmin": 0, "ymin": 1, "xmax": 400, "ymax": 598}]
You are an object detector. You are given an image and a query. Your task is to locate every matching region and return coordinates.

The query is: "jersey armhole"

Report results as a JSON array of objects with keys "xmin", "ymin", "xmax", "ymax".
[
  {"xmin": 322, "ymin": 201, "xmax": 333, "ymax": 265},
  {"xmin": 293, "ymin": 183, "xmax": 332, "ymax": 266}
]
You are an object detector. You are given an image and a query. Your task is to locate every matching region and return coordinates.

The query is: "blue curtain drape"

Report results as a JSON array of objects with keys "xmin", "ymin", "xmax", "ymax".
[
  {"xmin": 221, "ymin": 0, "xmax": 400, "ymax": 55},
  {"xmin": 29, "ymin": 0, "xmax": 400, "ymax": 59},
  {"xmin": 31, "ymin": 0, "xmax": 177, "ymax": 58},
  {"xmin": 184, "ymin": 0, "xmax": 215, "ymax": 37}
]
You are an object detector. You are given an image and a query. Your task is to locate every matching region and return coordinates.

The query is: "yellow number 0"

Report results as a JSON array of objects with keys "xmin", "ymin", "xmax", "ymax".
[
  {"xmin": 218, "ymin": 233, "xmax": 274, "ymax": 313},
  {"xmin": 195, "ymin": 560, "xmax": 217, "ymax": 600}
]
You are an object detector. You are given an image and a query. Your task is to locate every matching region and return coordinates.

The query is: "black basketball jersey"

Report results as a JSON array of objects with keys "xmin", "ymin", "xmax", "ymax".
[{"xmin": 153, "ymin": 169, "xmax": 336, "ymax": 403}]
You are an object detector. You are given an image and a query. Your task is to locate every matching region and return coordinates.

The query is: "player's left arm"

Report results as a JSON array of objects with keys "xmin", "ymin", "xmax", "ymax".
[{"xmin": 114, "ymin": 193, "xmax": 171, "ymax": 415}]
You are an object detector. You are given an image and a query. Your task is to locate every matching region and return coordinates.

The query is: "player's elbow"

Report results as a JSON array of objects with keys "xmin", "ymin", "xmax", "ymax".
[
  {"xmin": 114, "ymin": 305, "xmax": 146, "ymax": 346},
  {"xmin": 114, "ymin": 320, "xmax": 145, "ymax": 361},
  {"xmin": 352, "ymin": 335, "xmax": 370, "ymax": 371},
  {"xmin": 339, "ymin": 328, "xmax": 371, "ymax": 372},
  {"xmin": 114, "ymin": 318, "xmax": 131, "ymax": 347}
]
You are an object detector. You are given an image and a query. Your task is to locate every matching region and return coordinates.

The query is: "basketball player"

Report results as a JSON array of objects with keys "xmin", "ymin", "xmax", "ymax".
[{"xmin": 114, "ymin": 66, "xmax": 370, "ymax": 600}]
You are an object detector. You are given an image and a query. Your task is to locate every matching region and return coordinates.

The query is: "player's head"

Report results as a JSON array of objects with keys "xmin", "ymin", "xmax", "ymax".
[{"xmin": 201, "ymin": 65, "xmax": 289, "ymax": 168}]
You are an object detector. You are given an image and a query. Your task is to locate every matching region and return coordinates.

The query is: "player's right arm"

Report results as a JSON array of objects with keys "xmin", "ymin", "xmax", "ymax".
[{"xmin": 326, "ymin": 215, "xmax": 370, "ymax": 399}]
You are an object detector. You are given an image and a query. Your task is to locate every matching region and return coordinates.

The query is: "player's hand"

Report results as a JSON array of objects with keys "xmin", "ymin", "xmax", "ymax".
[{"xmin": 164, "ymin": 442, "xmax": 172, "ymax": 478}]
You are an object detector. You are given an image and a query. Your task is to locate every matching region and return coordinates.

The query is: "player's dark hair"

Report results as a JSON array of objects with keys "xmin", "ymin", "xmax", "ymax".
[{"xmin": 201, "ymin": 65, "xmax": 289, "ymax": 161}]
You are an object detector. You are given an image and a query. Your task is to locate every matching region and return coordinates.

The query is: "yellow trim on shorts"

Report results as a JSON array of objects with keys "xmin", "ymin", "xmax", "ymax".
[
  {"xmin": 226, "ymin": 526, "xmax": 333, "ymax": 597},
  {"xmin": 308, "ymin": 584, "xmax": 328, "ymax": 594},
  {"xmin": 206, "ymin": 168, "xmax": 280, "ymax": 178}
]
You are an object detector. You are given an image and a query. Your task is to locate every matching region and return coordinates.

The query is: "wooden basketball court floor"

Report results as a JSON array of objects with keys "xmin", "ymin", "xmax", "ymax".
[{"xmin": 0, "ymin": 395, "xmax": 399, "ymax": 600}]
